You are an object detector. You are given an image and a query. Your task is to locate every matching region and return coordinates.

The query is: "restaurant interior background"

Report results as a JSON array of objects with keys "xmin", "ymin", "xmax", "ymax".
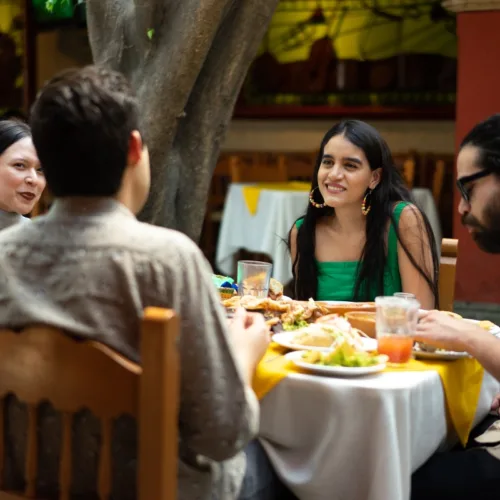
[{"xmin": 2, "ymin": 0, "xmax": 499, "ymax": 320}]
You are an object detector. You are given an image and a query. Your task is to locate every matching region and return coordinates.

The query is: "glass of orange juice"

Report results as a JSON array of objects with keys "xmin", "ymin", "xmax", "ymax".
[{"xmin": 375, "ymin": 296, "xmax": 420, "ymax": 366}]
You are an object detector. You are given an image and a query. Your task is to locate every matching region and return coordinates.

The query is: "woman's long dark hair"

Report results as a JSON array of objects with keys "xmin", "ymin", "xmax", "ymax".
[
  {"xmin": 0, "ymin": 119, "xmax": 31, "ymax": 157},
  {"xmin": 288, "ymin": 120, "xmax": 439, "ymax": 305}
]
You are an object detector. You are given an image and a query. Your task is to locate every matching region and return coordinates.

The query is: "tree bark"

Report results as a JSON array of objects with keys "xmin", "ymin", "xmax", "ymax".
[{"xmin": 86, "ymin": 0, "xmax": 279, "ymax": 241}]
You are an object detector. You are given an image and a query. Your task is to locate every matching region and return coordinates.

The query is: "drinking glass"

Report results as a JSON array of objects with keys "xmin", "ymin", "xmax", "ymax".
[
  {"xmin": 393, "ymin": 292, "xmax": 416, "ymax": 300},
  {"xmin": 237, "ymin": 261, "xmax": 272, "ymax": 297},
  {"xmin": 375, "ymin": 296, "xmax": 420, "ymax": 365}
]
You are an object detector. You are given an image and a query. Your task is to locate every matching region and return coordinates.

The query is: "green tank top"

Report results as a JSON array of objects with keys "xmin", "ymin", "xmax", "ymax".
[{"xmin": 295, "ymin": 202, "xmax": 408, "ymax": 301}]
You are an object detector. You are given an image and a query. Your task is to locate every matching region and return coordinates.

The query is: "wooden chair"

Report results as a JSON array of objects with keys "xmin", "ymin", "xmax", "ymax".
[
  {"xmin": 402, "ymin": 158, "xmax": 416, "ymax": 188},
  {"xmin": 285, "ymin": 151, "xmax": 316, "ymax": 182},
  {"xmin": 392, "ymin": 152, "xmax": 416, "ymax": 186},
  {"xmin": 229, "ymin": 155, "xmax": 288, "ymax": 183},
  {"xmin": 439, "ymin": 238, "xmax": 458, "ymax": 312},
  {"xmin": 0, "ymin": 307, "xmax": 179, "ymax": 500},
  {"xmin": 432, "ymin": 159, "xmax": 446, "ymax": 207}
]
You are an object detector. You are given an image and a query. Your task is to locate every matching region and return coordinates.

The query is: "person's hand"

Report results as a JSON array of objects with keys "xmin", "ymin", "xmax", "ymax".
[
  {"xmin": 229, "ymin": 307, "xmax": 271, "ymax": 372},
  {"xmin": 491, "ymin": 394, "xmax": 500, "ymax": 416},
  {"xmin": 415, "ymin": 310, "xmax": 482, "ymax": 352}
]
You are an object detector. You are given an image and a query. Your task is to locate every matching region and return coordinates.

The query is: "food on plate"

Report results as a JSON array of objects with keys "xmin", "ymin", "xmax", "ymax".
[
  {"xmin": 291, "ymin": 319, "xmax": 364, "ymax": 350},
  {"xmin": 316, "ymin": 302, "xmax": 376, "ymax": 316},
  {"xmin": 268, "ymin": 278, "xmax": 284, "ymax": 301},
  {"xmin": 479, "ymin": 320, "xmax": 496, "ymax": 330},
  {"xmin": 222, "ymin": 295, "xmax": 289, "ymax": 312},
  {"xmin": 222, "ymin": 295, "xmax": 241, "ymax": 309},
  {"xmin": 343, "ymin": 311, "xmax": 376, "ymax": 338},
  {"xmin": 301, "ymin": 342, "xmax": 385, "ymax": 367},
  {"xmin": 416, "ymin": 342, "xmax": 437, "ymax": 353},
  {"xmin": 265, "ymin": 317, "xmax": 281, "ymax": 327},
  {"xmin": 293, "ymin": 331, "xmax": 335, "ymax": 348},
  {"xmin": 221, "ymin": 294, "xmax": 378, "ymax": 334},
  {"xmin": 281, "ymin": 298, "xmax": 330, "ymax": 329},
  {"xmin": 413, "ymin": 343, "xmax": 466, "ymax": 356},
  {"xmin": 240, "ymin": 295, "xmax": 290, "ymax": 312},
  {"xmin": 441, "ymin": 311, "xmax": 462, "ymax": 319}
]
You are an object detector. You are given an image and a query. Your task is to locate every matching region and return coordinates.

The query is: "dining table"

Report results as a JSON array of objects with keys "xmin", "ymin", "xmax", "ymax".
[
  {"xmin": 256, "ymin": 351, "xmax": 500, "ymax": 500},
  {"xmin": 216, "ymin": 183, "xmax": 442, "ymax": 284}
]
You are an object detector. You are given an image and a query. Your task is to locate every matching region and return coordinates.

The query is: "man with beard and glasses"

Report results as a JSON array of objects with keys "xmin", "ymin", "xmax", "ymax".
[{"xmin": 411, "ymin": 114, "xmax": 500, "ymax": 500}]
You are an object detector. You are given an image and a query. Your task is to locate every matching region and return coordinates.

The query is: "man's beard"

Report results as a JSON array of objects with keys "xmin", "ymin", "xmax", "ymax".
[{"xmin": 462, "ymin": 199, "xmax": 500, "ymax": 253}]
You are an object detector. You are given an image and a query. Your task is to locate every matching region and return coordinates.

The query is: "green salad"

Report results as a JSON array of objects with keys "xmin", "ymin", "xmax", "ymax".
[
  {"xmin": 302, "ymin": 342, "xmax": 382, "ymax": 368},
  {"xmin": 283, "ymin": 319, "xmax": 309, "ymax": 331}
]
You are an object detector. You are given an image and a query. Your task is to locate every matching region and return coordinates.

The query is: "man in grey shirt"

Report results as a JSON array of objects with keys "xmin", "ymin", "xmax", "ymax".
[{"xmin": 0, "ymin": 65, "xmax": 270, "ymax": 500}]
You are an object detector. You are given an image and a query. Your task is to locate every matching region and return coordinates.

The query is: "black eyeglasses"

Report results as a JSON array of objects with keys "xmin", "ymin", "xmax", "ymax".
[{"xmin": 456, "ymin": 170, "xmax": 492, "ymax": 203}]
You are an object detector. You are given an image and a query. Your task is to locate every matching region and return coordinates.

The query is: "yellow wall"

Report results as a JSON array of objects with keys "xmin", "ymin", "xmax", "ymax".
[{"xmin": 36, "ymin": 28, "xmax": 455, "ymax": 155}]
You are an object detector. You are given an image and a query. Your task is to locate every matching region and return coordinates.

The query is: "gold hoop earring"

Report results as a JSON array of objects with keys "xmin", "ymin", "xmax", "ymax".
[
  {"xmin": 361, "ymin": 189, "xmax": 372, "ymax": 215},
  {"xmin": 309, "ymin": 187, "xmax": 326, "ymax": 208}
]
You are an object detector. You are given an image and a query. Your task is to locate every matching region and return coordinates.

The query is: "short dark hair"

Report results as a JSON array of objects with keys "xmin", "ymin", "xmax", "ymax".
[
  {"xmin": 30, "ymin": 65, "xmax": 142, "ymax": 197},
  {"xmin": 461, "ymin": 114, "xmax": 500, "ymax": 174},
  {"xmin": 0, "ymin": 120, "xmax": 31, "ymax": 157}
]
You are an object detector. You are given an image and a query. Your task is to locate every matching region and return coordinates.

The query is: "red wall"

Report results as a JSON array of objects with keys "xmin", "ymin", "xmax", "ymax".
[{"xmin": 454, "ymin": 11, "xmax": 500, "ymax": 302}]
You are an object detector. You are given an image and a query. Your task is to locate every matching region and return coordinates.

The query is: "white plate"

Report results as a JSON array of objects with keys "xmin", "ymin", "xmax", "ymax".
[
  {"xmin": 285, "ymin": 350, "xmax": 388, "ymax": 377},
  {"xmin": 463, "ymin": 319, "xmax": 500, "ymax": 337},
  {"xmin": 413, "ymin": 348, "xmax": 470, "ymax": 361},
  {"xmin": 273, "ymin": 332, "xmax": 377, "ymax": 352}
]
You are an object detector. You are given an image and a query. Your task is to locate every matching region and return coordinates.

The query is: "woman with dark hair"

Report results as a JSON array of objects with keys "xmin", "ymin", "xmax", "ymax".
[
  {"xmin": 288, "ymin": 119, "xmax": 438, "ymax": 309},
  {"xmin": 0, "ymin": 119, "xmax": 45, "ymax": 229}
]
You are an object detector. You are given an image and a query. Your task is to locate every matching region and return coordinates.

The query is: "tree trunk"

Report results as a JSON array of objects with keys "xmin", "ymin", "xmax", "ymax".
[{"xmin": 86, "ymin": 0, "xmax": 279, "ymax": 241}]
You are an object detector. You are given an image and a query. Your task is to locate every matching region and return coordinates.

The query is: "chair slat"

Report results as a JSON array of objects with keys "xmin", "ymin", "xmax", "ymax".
[
  {"xmin": 24, "ymin": 406, "xmax": 37, "ymax": 498},
  {"xmin": 59, "ymin": 412, "xmax": 72, "ymax": 500},
  {"xmin": 439, "ymin": 238, "xmax": 458, "ymax": 311}
]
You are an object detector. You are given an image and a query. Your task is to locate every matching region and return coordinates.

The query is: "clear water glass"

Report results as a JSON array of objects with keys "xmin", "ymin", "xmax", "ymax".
[{"xmin": 237, "ymin": 260, "xmax": 272, "ymax": 298}]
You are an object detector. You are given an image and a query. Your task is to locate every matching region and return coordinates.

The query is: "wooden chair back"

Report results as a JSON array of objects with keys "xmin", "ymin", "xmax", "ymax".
[
  {"xmin": 402, "ymin": 158, "xmax": 416, "ymax": 188},
  {"xmin": 0, "ymin": 307, "xmax": 179, "ymax": 500},
  {"xmin": 439, "ymin": 238, "xmax": 458, "ymax": 312},
  {"xmin": 393, "ymin": 152, "xmax": 417, "ymax": 187},
  {"xmin": 432, "ymin": 159, "xmax": 446, "ymax": 207},
  {"xmin": 285, "ymin": 151, "xmax": 316, "ymax": 182},
  {"xmin": 229, "ymin": 156, "xmax": 288, "ymax": 183}
]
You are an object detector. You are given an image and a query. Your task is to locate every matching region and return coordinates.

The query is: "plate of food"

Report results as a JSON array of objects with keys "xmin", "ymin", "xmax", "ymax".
[
  {"xmin": 412, "ymin": 343, "xmax": 470, "ymax": 361},
  {"xmin": 285, "ymin": 342, "xmax": 388, "ymax": 376},
  {"xmin": 273, "ymin": 330, "xmax": 377, "ymax": 352},
  {"xmin": 463, "ymin": 319, "xmax": 500, "ymax": 337},
  {"xmin": 274, "ymin": 314, "xmax": 376, "ymax": 351}
]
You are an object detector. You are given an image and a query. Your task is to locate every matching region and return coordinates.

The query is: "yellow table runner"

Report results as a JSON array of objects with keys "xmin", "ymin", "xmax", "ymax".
[
  {"xmin": 242, "ymin": 182, "xmax": 310, "ymax": 215},
  {"xmin": 253, "ymin": 345, "xmax": 484, "ymax": 446}
]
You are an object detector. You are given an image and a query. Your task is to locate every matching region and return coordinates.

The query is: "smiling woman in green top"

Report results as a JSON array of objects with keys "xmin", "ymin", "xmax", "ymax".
[{"xmin": 288, "ymin": 120, "xmax": 438, "ymax": 309}]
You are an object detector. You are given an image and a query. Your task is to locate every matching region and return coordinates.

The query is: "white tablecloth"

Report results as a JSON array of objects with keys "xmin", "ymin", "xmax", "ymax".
[
  {"xmin": 216, "ymin": 184, "xmax": 308, "ymax": 283},
  {"xmin": 216, "ymin": 184, "xmax": 442, "ymax": 284},
  {"xmin": 259, "ymin": 370, "xmax": 499, "ymax": 500}
]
